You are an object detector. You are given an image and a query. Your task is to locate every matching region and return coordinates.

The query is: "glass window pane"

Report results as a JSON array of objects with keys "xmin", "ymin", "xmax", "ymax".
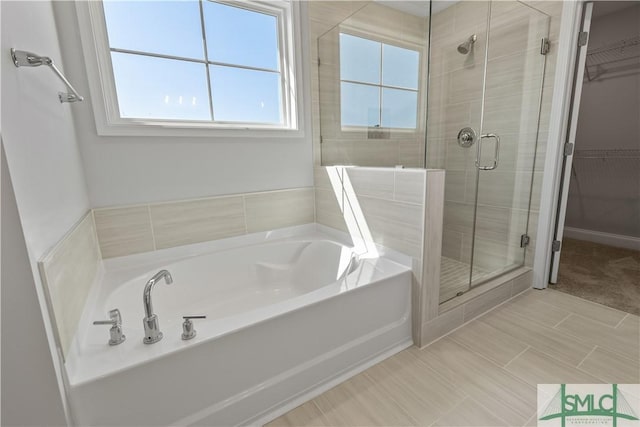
[
  {"xmin": 382, "ymin": 44, "xmax": 419, "ymax": 89},
  {"xmin": 381, "ymin": 88, "xmax": 417, "ymax": 129},
  {"xmin": 341, "ymin": 82, "xmax": 380, "ymax": 127},
  {"xmin": 111, "ymin": 52, "xmax": 211, "ymax": 121},
  {"xmin": 210, "ymin": 66, "xmax": 282, "ymax": 124},
  {"xmin": 340, "ymin": 34, "xmax": 381, "ymax": 85},
  {"xmin": 103, "ymin": 0, "xmax": 204, "ymax": 60},
  {"xmin": 203, "ymin": 2, "xmax": 279, "ymax": 70}
]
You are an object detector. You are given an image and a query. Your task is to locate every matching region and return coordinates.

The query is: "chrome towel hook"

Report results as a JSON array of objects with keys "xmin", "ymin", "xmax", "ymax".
[{"xmin": 11, "ymin": 48, "xmax": 84, "ymax": 103}]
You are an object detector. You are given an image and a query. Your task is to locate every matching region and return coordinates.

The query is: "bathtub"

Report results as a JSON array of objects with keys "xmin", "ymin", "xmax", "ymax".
[{"xmin": 66, "ymin": 224, "xmax": 412, "ymax": 426}]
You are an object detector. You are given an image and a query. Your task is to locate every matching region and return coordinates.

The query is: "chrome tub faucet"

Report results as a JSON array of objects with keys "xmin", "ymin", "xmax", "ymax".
[
  {"xmin": 142, "ymin": 270, "xmax": 173, "ymax": 344},
  {"xmin": 93, "ymin": 308, "xmax": 126, "ymax": 346}
]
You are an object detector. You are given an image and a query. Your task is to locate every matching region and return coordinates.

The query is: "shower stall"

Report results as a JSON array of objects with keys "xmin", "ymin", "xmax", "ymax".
[
  {"xmin": 427, "ymin": 1, "xmax": 550, "ymax": 302},
  {"xmin": 316, "ymin": 0, "xmax": 550, "ymax": 305}
]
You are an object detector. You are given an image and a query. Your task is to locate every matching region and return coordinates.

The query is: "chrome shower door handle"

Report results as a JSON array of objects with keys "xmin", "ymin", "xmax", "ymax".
[{"xmin": 475, "ymin": 133, "xmax": 500, "ymax": 170}]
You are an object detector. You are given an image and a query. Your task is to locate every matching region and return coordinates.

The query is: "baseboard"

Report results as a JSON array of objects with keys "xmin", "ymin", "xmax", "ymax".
[{"xmin": 564, "ymin": 227, "xmax": 640, "ymax": 251}]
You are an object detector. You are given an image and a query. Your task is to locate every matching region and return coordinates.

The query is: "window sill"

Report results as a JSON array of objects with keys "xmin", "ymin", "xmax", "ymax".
[{"xmin": 95, "ymin": 120, "xmax": 305, "ymax": 138}]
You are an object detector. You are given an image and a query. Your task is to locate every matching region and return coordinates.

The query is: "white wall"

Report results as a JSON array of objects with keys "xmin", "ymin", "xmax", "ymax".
[
  {"xmin": 566, "ymin": 3, "xmax": 640, "ymax": 238},
  {"xmin": 575, "ymin": 4, "xmax": 640, "ymax": 152},
  {"xmin": 1, "ymin": 1, "xmax": 91, "ymax": 259},
  {"xmin": 1, "ymin": 144, "xmax": 68, "ymax": 427},
  {"xmin": 52, "ymin": 1, "xmax": 314, "ymax": 208},
  {"xmin": 1, "ymin": 1, "xmax": 94, "ymax": 424}
]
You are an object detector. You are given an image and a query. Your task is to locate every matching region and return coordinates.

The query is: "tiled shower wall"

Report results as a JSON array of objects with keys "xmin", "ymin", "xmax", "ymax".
[
  {"xmin": 426, "ymin": 1, "xmax": 563, "ymax": 272},
  {"xmin": 315, "ymin": 166, "xmax": 445, "ymax": 343}
]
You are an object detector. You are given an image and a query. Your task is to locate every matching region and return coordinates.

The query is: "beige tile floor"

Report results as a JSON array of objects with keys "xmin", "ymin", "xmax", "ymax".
[{"xmin": 267, "ymin": 288, "xmax": 640, "ymax": 427}]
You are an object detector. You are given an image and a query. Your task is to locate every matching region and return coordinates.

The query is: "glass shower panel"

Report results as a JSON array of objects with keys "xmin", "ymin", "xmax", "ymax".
[
  {"xmin": 318, "ymin": 1, "xmax": 431, "ymax": 167},
  {"xmin": 470, "ymin": 2, "xmax": 550, "ymax": 286},
  {"xmin": 427, "ymin": 1, "xmax": 490, "ymax": 302}
]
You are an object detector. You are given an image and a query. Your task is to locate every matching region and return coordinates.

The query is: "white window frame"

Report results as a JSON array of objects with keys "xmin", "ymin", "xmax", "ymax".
[{"xmin": 75, "ymin": 0, "xmax": 305, "ymax": 137}]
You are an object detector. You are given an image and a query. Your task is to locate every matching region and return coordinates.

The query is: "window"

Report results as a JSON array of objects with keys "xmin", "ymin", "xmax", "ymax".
[
  {"xmin": 77, "ymin": 0, "xmax": 302, "ymax": 136},
  {"xmin": 339, "ymin": 33, "xmax": 420, "ymax": 130}
]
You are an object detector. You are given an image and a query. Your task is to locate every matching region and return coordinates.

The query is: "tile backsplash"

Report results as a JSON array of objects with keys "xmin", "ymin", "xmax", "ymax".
[
  {"xmin": 38, "ymin": 212, "xmax": 102, "ymax": 357},
  {"xmin": 93, "ymin": 188, "xmax": 315, "ymax": 259},
  {"xmin": 94, "ymin": 206, "xmax": 154, "ymax": 258},
  {"xmin": 150, "ymin": 196, "xmax": 246, "ymax": 250},
  {"xmin": 39, "ymin": 187, "xmax": 315, "ymax": 357}
]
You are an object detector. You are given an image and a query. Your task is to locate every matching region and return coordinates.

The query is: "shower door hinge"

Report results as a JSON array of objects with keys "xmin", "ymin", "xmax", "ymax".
[
  {"xmin": 564, "ymin": 142, "xmax": 575, "ymax": 156},
  {"xmin": 578, "ymin": 31, "xmax": 589, "ymax": 47},
  {"xmin": 520, "ymin": 234, "xmax": 530, "ymax": 248},
  {"xmin": 540, "ymin": 38, "xmax": 550, "ymax": 55},
  {"xmin": 320, "ymin": 135, "xmax": 324, "ymax": 144},
  {"xmin": 552, "ymin": 240, "xmax": 562, "ymax": 252}
]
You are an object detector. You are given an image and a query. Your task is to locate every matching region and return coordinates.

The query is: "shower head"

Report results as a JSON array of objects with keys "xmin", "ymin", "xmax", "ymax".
[
  {"xmin": 457, "ymin": 34, "xmax": 477, "ymax": 55},
  {"xmin": 10, "ymin": 49, "xmax": 84, "ymax": 102}
]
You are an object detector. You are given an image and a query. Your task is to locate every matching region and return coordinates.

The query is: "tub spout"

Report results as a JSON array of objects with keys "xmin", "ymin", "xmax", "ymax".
[{"xmin": 142, "ymin": 270, "xmax": 173, "ymax": 344}]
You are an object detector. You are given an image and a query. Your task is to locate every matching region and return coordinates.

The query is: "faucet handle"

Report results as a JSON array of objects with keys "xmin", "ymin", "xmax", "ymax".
[
  {"xmin": 182, "ymin": 315, "xmax": 206, "ymax": 340},
  {"xmin": 93, "ymin": 309, "xmax": 126, "ymax": 345},
  {"xmin": 93, "ymin": 308, "xmax": 122, "ymax": 325}
]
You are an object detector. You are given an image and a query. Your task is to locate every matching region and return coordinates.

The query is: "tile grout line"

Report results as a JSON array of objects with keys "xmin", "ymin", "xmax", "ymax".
[
  {"xmin": 504, "ymin": 295, "xmax": 629, "ymax": 335},
  {"xmin": 468, "ymin": 395, "xmax": 516, "ymax": 427},
  {"xmin": 546, "ymin": 322, "xmax": 638, "ymax": 364},
  {"xmin": 393, "ymin": 170, "xmax": 397, "ymax": 202},
  {"xmin": 353, "ymin": 191, "xmax": 425, "ymax": 207},
  {"xmin": 524, "ymin": 412, "xmax": 537, "ymax": 427},
  {"xmin": 474, "ymin": 316, "xmax": 600, "ymax": 370},
  {"xmin": 573, "ymin": 348, "xmax": 629, "ymax": 384},
  {"xmin": 503, "ymin": 345, "xmax": 532, "ymax": 369},
  {"xmin": 544, "ymin": 289, "xmax": 631, "ymax": 323},
  {"xmin": 147, "ymin": 205, "xmax": 157, "ymax": 251},
  {"xmin": 424, "ymin": 285, "xmax": 535, "ymax": 351},
  {"xmin": 613, "ymin": 313, "xmax": 629, "ymax": 329},
  {"xmin": 551, "ymin": 312, "xmax": 573, "ymax": 329},
  {"xmin": 547, "ymin": 311, "xmax": 638, "ymax": 360},
  {"xmin": 427, "ymin": 390, "xmax": 471, "ymax": 427},
  {"xmin": 309, "ymin": 399, "xmax": 328, "ymax": 422},
  {"xmin": 576, "ymin": 345, "xmax": 598, "ymax": 369},
  {"xmin": 429, "ymin": 334, "xmax": 538, "ymax": 403},
  {"xmin": 480, "ymin": 295, "xmax": 562, "ymax": 332},
  {"xmin": 580, "ymin": 343, "xmax": 639, "ymax": 364},
  {"xmin": 241, "ymin": 195, "xmax": 248, "ymax": 235},
  {"xmin": 90, "ymin": 209, "xmax": 104, "ymax": 259}
]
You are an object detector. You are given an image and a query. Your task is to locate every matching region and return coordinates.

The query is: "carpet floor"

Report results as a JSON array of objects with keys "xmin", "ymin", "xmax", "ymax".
[{"xmin": 553, "ymin": 237, "xmax": 640, "ymax": 315}]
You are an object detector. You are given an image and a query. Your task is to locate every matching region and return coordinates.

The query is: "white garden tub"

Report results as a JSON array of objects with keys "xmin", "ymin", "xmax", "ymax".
[{"xmin": 66, "ymin": 224, "xmax": 412, "ymax": 426}]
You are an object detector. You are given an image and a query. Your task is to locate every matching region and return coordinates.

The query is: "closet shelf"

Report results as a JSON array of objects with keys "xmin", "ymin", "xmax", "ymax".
[
  {"xmin": 585, "ymin": 35, "xmax": 640, "ymax": 81},
  {"xmin": 573, "ymin": 149, "xmax": 640, "ymax": 159}
]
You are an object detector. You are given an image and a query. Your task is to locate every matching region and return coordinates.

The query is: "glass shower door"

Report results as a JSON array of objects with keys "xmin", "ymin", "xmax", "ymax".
[{"xmin": 470, "ymin": 2, "xmax": 550, "ymax": 286}]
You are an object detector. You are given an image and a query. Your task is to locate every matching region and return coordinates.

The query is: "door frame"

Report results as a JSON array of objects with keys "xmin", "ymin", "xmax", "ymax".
[
  {"xmin": 549, "ymin": 2, "xmax": 594, "ymax": 283},
  {"xmin": 532, "ymin": 0, "xmax": 591, "ymax": 289}
]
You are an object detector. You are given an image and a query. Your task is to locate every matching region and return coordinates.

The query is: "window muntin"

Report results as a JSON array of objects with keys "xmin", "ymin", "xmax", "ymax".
[
  {"xmin": 103, "ymin": 0, "xmax": 205, "ymax": 60},
  {"xmin": 339, "ymin": 33, "xmax": 420, "ymax": 130},
  {"xmin": 110, "ymin": 52, "xmax": 211, "ymax": 121},
  {"xmin": 101, "ymin": 0, "xmax": 289, "ymax": 126},
  {"xmin": 203, "ymin": 2, "xmax": 279, "ymax": 71}
]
